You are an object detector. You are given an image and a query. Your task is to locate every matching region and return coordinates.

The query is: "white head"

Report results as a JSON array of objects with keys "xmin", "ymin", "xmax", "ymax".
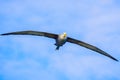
[{"xmin": 63, "ymin": 32, "xmax": 67, "ymax": 38}]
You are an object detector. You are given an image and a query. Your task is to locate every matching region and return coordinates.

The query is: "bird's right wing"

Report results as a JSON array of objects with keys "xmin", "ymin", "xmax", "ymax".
[
  {"xmin": 67, "ymin": 37, "xmax": 118, "ymax": 61},
  {"xmin": 1, "ymin": 30, "xmax": 58, "ymax": 39}
]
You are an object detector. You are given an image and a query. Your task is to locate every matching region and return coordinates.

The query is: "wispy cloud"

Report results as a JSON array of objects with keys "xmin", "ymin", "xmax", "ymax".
[{"xmin": 0, "ymin": 0, "xmax": 120, "ymax": 80}]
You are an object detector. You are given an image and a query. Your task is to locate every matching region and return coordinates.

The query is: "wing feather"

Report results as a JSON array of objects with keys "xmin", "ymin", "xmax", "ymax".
[
  {"xmin": 67, "ymin": 37, "xmax": 118, "ymax": 61},
  {"xmin": 1, "ymin": 30, "xmax": 58, "ymax": 39}
]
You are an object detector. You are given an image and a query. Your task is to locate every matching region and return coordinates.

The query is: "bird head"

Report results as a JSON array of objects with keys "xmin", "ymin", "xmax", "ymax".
[{"xmin": 63, "ymin": 32, "xmax": 67, "ymax": 38}]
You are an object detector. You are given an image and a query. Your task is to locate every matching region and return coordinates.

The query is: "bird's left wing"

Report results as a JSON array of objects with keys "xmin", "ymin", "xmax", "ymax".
[
  {"xmin": 1, "ymin": 30, "xmax": 58, "ymax": 39},
  {"xmin": 67, "ymin": 37, "xmax": 118, "ymax": 61}
]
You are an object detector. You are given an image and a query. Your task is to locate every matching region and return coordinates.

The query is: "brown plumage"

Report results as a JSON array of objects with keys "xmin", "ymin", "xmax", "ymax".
[{"xmin": 1, "ymin": 30, "xmax": 118, "ymax": 61}]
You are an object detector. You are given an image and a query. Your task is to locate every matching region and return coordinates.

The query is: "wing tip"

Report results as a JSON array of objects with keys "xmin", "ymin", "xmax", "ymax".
[
  {"xmin": 112, "ymin": 58, "xmax": 119, "ymax": 62},
  {"xmin": 0, "ymin": 33, "xmax": 10, "ymax": 35},
  {"xmin": 109, "ymin": 55, "xmax": 119, "ymax": 62}
]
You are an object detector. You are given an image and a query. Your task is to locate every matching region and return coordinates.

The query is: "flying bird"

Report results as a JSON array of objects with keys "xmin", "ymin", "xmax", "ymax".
[{"xmin": 0, "ymin": 30, "xmax": 118, "ymax": 61}]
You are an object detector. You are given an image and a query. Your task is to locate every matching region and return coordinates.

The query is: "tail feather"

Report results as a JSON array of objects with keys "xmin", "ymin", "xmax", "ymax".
[{"xmin": 56, "ymin": 46, "xmax": 60, "ymax": 50}]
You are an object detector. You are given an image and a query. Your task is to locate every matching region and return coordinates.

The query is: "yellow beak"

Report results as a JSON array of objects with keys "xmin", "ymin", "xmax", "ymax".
[{"xmin": 63, "ymin": 32, "xmax": 67, "ymax": 37}]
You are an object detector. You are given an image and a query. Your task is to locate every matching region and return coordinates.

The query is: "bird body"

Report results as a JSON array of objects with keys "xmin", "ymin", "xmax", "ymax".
[
  {"xmin": 0, "ymin": 30, "xmax": 118, "ymax": 61},
  {"xmin": 55, "ymin": 32, "xmax": 67, "ymax": 50}
]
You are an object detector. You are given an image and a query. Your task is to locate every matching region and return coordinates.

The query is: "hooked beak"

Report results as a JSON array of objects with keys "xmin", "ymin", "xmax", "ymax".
[{"xmin": 63, "ymin": 32, "xmax": 67, "ymax": 37}]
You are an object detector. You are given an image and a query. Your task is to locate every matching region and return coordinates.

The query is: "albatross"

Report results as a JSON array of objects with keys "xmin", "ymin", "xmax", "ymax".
[{"xmin": 0, "ymin": 30, "xmax": 118, "ymax": 61}]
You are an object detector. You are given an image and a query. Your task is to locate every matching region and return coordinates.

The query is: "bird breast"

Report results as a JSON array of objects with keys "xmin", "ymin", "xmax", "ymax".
[
  {"xmin": 58, "ymin": 34, "xmax": 67, "ymax": 40},
  {"xmin": 56, "ymin": 34, "xmax": 67, "ymax": 46}
]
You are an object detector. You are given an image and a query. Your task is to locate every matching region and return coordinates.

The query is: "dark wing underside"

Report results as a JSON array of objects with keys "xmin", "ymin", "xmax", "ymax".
[
  {"xmin": 67, "ymin": 37, "xmax": 118, "ymax": 61},
  {"xmin": 1, "ymin": 30, "xmax": 58, "ymax": 39}
]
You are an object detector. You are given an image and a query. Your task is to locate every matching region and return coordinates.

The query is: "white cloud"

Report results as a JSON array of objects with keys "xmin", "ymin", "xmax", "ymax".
[
  {"xmin": 0, "ymin": 0, "xmax": 120, "ymax": 80},
  {"xmin": 2, "ymin": 59, "xmax": 58, "ymax": 80},
  {"xmin": 49, "ymin": 53, "xmax": 120, "ymax": 80}
]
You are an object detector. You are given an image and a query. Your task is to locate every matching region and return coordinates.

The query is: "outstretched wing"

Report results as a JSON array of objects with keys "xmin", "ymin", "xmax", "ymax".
[
  {"xmin": 67, "ymin": 37, "xmax": 118, "ymax": 61},
  {"xmin": 1, "ymin": 30, "xmax": 58, "ymax": 39}
]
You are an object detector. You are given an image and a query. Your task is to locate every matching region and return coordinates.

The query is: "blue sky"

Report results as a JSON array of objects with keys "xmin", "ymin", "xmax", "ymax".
[{"xmin": 0, "ymin": 0, "xmax": 120, "ymax": 80}]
